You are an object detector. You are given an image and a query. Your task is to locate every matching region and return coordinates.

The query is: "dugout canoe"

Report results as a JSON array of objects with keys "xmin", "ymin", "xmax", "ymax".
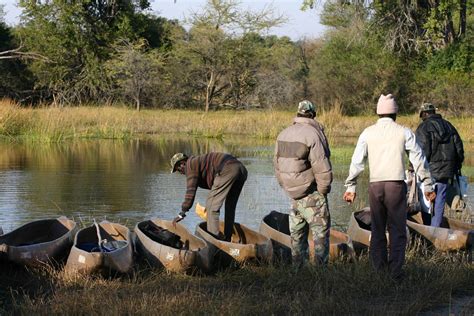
[
  {"xmin": 443, "ymin": 216, "xmax": 474, "ymax": 232},
  {"xmin": 65, "ymin": 221, "xmax": 133, "ymax": 274},
  {"xmin": 0, "ymin": 217, "xmax": 77, "ymax": 267},
  {"xmin": 259, "ymin": 211, "xmax": 355, "ymax": 262},
  {"xmin": 407, "ymin": 212, "xmax": 473, "ymax": 251},
  {"xmin": 134, "ymin": 218, "xmax": 211, "ymax": 273},
  {"xmin": 195, "ymin": 221, "xmax": 273, "ymax": 268},
  {"xmin": 347, "ymin": 208, "xmax": 410, "ymax": 252},
  {"xmin": 347, "ymin": 208, "xmax": 372, "ymax": 251}
]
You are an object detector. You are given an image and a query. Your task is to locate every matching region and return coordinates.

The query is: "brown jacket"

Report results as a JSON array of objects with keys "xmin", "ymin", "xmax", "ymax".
[
  {"xmin": 182, "ymin": 153, "xmax": 237, "ymax": 212},
  {"xmin": 274, "ymin": 117, "xmax": 333, "ymax": 199}
]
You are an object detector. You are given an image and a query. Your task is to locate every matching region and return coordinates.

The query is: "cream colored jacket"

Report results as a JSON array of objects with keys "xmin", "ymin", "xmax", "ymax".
[{"xmin": 345, "ymin": 118, "xmax": 433, "ymax": 193}]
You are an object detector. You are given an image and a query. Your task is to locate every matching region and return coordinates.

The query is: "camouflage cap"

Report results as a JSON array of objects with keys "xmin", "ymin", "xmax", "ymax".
[
  {"xmin": 419, "ymin": 103, "xmax": 437, "ymax": 117},
  {"xmin": 297, "ymin": 100, "xmax": 316, "ymax": 115},
  {"xmin": 170, "ymin": 153, "xmax": 188, "ymax": 173}
]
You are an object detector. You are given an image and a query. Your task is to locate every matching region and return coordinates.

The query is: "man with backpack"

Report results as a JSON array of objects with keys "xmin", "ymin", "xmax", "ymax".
[{"xmin": 415, "ymin": 103, "xmax": 464, "ymax": 227}]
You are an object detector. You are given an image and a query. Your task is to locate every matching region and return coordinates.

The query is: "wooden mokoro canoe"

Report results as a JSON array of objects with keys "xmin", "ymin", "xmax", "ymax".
[
  {"xmin": 259, "ymin": 211, "xmax": 355, "ymax": 262},
  {"xmin": 347, "ymin": 208, "xmax": 410, "ymax": 252},
  {"xmin": 135, "ymin": 218, "xmax": 211, "ymax": 273},
  {"xmin": 443, "ymin": 216, "xmax": 474, "ymax": 232},
  {"xmin": 407, "ymin": 212, "xmax": 473, "ymax": 251},
  {"xmin": 0, "ymin": 216, "xmax": 76, "ymax": 267},
  {"xmin": 65, "ymin": 221, "xmax": 133, "ymax": 274},
  {"xmin": 195, "ymin": 221, "xmax": 273, "ymax": 268},
  {"xmin": 347, "ymin": 208, "xmax": 372, "ymax": 251}
]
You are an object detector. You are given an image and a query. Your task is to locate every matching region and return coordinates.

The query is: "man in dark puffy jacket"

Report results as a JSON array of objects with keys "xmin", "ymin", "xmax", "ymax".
[
  {"xmin": 415, "ymin": 103, "xmax": 464, "ymax": 227},
  {"xmin": 274, "ymin": 100, "xmax": 333, "ymax": 267}
]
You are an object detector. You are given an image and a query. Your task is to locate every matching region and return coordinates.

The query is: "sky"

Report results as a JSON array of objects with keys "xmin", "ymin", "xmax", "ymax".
[{"xmin": 1, "ymin": 0, "xmax": 326, "ymax": 40}]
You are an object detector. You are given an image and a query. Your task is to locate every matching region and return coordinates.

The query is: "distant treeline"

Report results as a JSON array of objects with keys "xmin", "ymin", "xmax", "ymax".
[{"xmin": 0, "ymin": 1, "xmax": 472, "ymax": 114}]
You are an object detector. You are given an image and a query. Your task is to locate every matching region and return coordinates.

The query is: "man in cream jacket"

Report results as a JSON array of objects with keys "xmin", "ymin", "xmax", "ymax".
[{"xmin": 343, "ymin": 94, "xmax": 436, "ymax": 280}]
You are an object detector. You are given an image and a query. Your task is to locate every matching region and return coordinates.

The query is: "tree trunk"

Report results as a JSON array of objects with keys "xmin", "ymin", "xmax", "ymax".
[
  {"xmin": 444, "ymin": 11, "xmax": 456, "ymax": 45},
  {"xmin": 459, "ymin": 0, "xmax": 466, "ymax": 37},
  {"xmin": 205, "ymin": 71, "xmax": 215, "ymax": 112},
  {"xmin": 136, "ymin": 97, "xmax": 140, "ymax": 111},
  {"xmin": 205, "ymin": 87, "xmax": 210, "ymax": 113},
  {"xmin": 298, "ymin": 42, "xmax": 310, "ymax": 99}
]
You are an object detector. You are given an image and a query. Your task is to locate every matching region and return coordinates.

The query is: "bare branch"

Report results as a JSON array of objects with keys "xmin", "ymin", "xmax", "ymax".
[{"xmin": 0, "ymin": 45, "xmax": 51, "ymax": 62}]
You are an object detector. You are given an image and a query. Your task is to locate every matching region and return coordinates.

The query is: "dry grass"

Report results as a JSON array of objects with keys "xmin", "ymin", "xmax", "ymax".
[
  {"xmin": 0, "ymin": 242, "xmax": 472, "ymax": 315},
  {"xmin": 1, "ymin": 99, "xmax": 472, "ymax": 143}
]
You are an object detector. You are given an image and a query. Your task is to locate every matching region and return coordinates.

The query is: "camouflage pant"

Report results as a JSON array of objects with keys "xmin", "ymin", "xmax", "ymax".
[{"xmin": 290, "ymin": 191, "xmax": 330, "ymax": 266}]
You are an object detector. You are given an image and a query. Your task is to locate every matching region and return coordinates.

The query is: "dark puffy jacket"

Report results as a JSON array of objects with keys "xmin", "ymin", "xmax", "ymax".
[{"xmin": 415, "ymin": 114, "xmax": 464, "ymax": 180}]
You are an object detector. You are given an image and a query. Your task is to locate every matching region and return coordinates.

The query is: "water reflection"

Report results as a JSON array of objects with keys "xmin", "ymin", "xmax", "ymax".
[{"xmin": 0, "ymin": 137, "xmax": 470, "ymax": 233}]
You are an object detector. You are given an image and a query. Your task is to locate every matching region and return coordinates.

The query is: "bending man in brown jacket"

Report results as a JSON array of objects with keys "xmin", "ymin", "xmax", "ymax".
[
  {"xmin": 171, "ymin": 152, "xmax": 247, "ymax": 241},
  {"xmin": 274, "ymin": 100, "xmax": 333, "ymax": 266}
]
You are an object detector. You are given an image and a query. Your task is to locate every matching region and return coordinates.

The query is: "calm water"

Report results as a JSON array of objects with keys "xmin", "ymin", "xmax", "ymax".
[{"xmin": 0, "ymin": 137, "xmax": 471, "ymax": 233}]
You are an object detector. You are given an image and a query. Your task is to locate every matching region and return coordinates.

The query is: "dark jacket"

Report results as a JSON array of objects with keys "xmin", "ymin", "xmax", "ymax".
[{"xmin": 415, "ymin": 114, "xmax": 464, "ymax": 180}]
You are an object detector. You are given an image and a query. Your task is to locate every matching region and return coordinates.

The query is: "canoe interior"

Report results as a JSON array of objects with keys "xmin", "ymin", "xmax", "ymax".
[
  {"xmin": 137, "ymin": 220, "xmax": 205, "ymax": 250},
  {"xmin": 263, "ymin": 211, "xmax": 290, "ymax": 235},
  {"xmin": 135, "ymin": 219, "xmax": 210, "ymax": 273},
  {"xmin": 0, "ymin": 218, "xmax": 75, "ymax": 246},
  {"xmin": 197, "ymin": 221, "xmax": 268, "ymax": 245},
  {"xmin": 347, "ymin": 208, "xmax": 409, "ymax": 254},
  {"xmin": 196, "ymin": 221, "xmax": 272, "ymax": 269},
  {"xmin": 354, "ymin": 209, "xmax": 372, "ymax": 231},
  {"xmin": 76, "ymin": 222, "xmax": 128, "ymax": 252}
]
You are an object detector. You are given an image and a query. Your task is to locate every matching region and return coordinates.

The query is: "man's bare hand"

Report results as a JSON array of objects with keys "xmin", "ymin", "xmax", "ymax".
[
  {"xmin": 172, "ymin": 212, "xmax": 186, "ymax": 228},
  {"xmin": 343, "ymin": 192, "xmax": 356, "ymax": 204},
  {"xmin": 424, "ymin": 191, "xmax": 436, "ymax": 202}
]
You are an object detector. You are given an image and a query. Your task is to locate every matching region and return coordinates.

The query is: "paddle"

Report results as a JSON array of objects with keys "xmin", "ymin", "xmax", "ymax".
[
  {"xmin": 195, "ymin": 202, "xmax": 207, "ymax": 220},
  {"xmin": 93, "ymin": 219, "xmax": 104, "ymax": 253}
]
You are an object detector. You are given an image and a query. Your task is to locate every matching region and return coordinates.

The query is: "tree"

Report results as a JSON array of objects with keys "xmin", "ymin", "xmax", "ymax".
[
  {"xmin": 250, "ymin": 35, "xmax": 302, "ymax": 108},
  {"xmin": 302, "ymin": 0, "xmax": 472, "ymax": 54},
  {"xmin": 16, "ymin": 0, "xmax": 153, "ymax": 105},
  {"xmin": 106, "ymin": 39, "xmax": 163, "ymax": 111},
  {"xmin": 0, "ymin": 7, "xmax": 35, "ymax": 101},
  {"xmin": 170, "ymin": 0, "xmax": 285, "ymax": 111}
]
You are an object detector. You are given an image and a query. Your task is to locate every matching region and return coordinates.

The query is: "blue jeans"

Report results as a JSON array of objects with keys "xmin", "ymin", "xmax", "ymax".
[{"xmin": 431, "ymin": 180, "xmax": 448, "ymax": 227}]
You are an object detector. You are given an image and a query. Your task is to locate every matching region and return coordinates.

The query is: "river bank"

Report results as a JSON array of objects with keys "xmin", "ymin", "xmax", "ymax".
[{"xmin": 0, "ymin": 243, "xmax": 472, "ymax": 314}]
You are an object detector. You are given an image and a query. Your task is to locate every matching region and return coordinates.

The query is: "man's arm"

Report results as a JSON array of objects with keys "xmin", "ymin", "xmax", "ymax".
[
  {"xmin": 415, "ymin": 124, "xmax": 431, "ymax": 161},
  {"xmin": 449, "ymin": 122, "xmax": 464, "ymax": 168},
  {"xmin": 309, "ymin": 131, "xmax": 333, "ymax": 195},
  {"xmin": 344, "ymin": 130, "xmax": 368, "ymax": 193},
  {"xmin": 273, "ymin": 140, "xmax": 284, "ymax": 188},
  {"xmin": 405, "ymin": 128, "xmax": 434, "ymax": 192},
  {"xmin": 181, "ymin": 163, "xmax": 199, "ymax": 213}
]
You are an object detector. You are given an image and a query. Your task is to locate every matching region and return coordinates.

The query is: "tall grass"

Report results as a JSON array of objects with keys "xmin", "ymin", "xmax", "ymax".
[
  {"xmin": 1, "ymin": 241, "xmax": 472, "ymax": 315},
  {"xmin": 1, "ymin": 99, "xmax": 471, "ymax": 142}
]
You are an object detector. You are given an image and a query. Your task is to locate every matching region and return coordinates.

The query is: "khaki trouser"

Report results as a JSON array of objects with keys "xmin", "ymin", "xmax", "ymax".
[
  {"xmin": 206, "ymin": 162, "xmax": 247, "ymax": 241},
  {"xmin": 289, "ymin": 191, "xmax": 330, "ymax": 267}
]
